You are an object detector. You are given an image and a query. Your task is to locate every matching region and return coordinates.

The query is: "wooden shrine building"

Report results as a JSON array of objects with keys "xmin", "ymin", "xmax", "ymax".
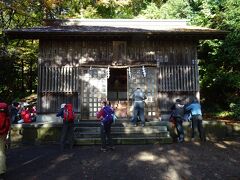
[{"xmin": 5, "ymin": 19, "xmax": 227, "ymax": 122}]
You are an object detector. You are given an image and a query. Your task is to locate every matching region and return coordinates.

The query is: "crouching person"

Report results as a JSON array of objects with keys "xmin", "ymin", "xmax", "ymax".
[
  {"xmin": 185, "ymin": 99, "xmax": 206, "ymax": 142},
  {"xmin": 96, "ymin": 100, "xmax": 115, "ymax": 152},
  {"xmin": 57, "ymin": 103, "xmax": 75, "ymax": 151},
  {"xmin": 171, "ymin": 99, "xmax": 185, "ymax": 143}
]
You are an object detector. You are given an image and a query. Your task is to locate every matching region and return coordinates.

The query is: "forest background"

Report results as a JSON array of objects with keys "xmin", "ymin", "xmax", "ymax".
[{"xmin": 0, "ymin": 0, "xmax": 239, "ymax": 119}]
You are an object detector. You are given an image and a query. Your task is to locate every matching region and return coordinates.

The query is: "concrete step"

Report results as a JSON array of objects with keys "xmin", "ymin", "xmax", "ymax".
[
  {"xmin": 74, "ymin": 136, "xmax": 173, "ymax": 145},
  {"xmin": 74, "ymin": 126, "xmax": 168, "ymax": 133},
  {"xmin": 74, "ymin": 131, "xmax": 170, "ymax": 138},
  {"xmin": 75, "ymin": 120, "xmax": 168, "ymax": 127},
  {"xmin": 73, "ymin": 120, "xmax": 171, "ymax": 145}
]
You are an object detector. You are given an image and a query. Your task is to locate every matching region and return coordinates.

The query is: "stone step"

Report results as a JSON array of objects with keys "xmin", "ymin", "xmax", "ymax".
[
  {"xmin": 73, "ymin": 120, "xmax": 171, "ymax": 144},
  {"xmin": 74, "ymin": 131, "xmax": 170, "ymax": 138},
  {"xmin": 75, "ymin": 120, "xmax": 168, "ymax": 127},
  {"xmin": 74, "ymin": 136, "xmax": 173, "ymax": 145},
  {"xmin": 74, "ymin": 126, "xmax": 168, "ymax": 133}
]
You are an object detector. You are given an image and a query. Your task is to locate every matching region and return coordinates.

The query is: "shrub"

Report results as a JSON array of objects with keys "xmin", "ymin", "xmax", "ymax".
[{"xmin": 229, "ymin": 102, "xmax": 240, "ymax": 120}]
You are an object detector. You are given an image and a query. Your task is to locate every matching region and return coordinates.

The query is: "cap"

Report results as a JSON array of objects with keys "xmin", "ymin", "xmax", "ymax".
[{"xmin": 61, "ymin": 103, "xmax": 66, "ymax": 108}]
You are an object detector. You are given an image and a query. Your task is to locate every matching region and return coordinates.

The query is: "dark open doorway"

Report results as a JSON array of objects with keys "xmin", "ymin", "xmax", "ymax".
[{"xmin": 107, "ymin": 68, "xmax": 127, "ymax": 101}]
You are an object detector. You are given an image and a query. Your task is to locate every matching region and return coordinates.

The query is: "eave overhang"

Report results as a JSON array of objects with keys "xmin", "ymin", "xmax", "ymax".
[{"xmin": 4, "ymin": 19, "xmax": 228, "ymax": 40}]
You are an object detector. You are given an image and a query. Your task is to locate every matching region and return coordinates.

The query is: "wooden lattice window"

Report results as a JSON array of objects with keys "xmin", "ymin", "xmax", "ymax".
[
  {"xmin": 128, "ymin": 67, "xmax": 158, "ymax": 119},
  {"xmin": 81, "ymin": 68, "xmax": 108, "ymax": 119}
]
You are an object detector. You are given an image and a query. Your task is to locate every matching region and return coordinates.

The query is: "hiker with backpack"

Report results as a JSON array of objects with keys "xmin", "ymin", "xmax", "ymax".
[
  {"xmin": 96, "ymin": 100, "xmax": 115, "ymax": 152},
  {"xmin": 170, "ymin": 99, "xmax": 185, "ymax": 143},
  {"xmin": 0, "ymin": 100, "xmax": 10, "ymax": 180},
  {"xmin": 9, "ymin": 102, "xmax": 20, "ymax": 124},
  {"xmin": 56, "ymin": 103, "xmax": 75, "ymax": 151}
]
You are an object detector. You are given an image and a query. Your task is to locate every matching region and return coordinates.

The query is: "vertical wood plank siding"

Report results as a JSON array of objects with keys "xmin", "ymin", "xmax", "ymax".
[
  {"xmin": 39, "ymin": 66, "xmax": 78, "ymax": 93},
  {"xmin": 38, "ymin": 66, "xmax": 80, "ymax": 113},
  {"xmin": 158, "ymin": 65, "xmax": 199, "ymax": 92},
  {"xmin": 38, "ymin": 39, "xmax": 199, "ymax": 115}
]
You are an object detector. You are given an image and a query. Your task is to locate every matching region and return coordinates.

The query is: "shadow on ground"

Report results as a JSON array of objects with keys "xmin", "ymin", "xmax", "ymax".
[{"xmin": 6, "ymin": 138, "xmax": 240, "ymax": 180}]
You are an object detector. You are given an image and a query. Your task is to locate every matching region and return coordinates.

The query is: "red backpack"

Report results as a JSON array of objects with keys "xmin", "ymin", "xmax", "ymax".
[
  {"xmin": 0, "ymin": 102, "xmax": 10, "ymax": 135},
  {"xmin": 63, "ymin": 104, "xmax": 74, "ymax": 122}
]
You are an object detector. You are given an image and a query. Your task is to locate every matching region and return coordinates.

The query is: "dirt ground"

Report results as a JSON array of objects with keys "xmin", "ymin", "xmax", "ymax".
[{"xmin": 5, "ymin": 138, "xmax": 240, "ymax": 180}]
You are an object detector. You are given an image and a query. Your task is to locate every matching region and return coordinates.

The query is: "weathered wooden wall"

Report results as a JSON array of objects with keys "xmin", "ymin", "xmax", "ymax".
[
  {"xmin": 38, "ymin": 38, "xmax": 199, "ymax": 118},
  {"xmin": 39, "ymin": 39, "xmax": 196, "ymax": 66}
]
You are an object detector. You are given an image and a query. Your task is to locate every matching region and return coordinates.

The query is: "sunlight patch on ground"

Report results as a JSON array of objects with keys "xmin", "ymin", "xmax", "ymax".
[
  {"xmin": 127, "ymin": 151, "xmax": 169, "ymax": 167},
  {"xmin": 55, "ymin": 153, "xmax": 74, "ymax": 162},
  {"xmin": 162, "ymin": 163, "xmax": 192, "ymax": 180},
  {"xmin": 223, "ymin": 140, "xmax": 240, "ymax": 146},
  {"xmin": 163, "ymin": 167, "xmax": 180, "ymax": 180},
  {"xmin": 133, "ymin": 151, "xmax": 169, "ymax": 164},
  {"xmin": 136, "ymin": 151, "xmax": 158, "ymax": 161},
  {"xmin": 214, "ymin": 142, "xmax": 227, "ymax": 149},
  {"xmin": 193, "ymin": 142, "xmax": 201, "ymax": 146},
  {"xmin": 167, "ymin": 149, "xmax": 178, "ymax": 156}
]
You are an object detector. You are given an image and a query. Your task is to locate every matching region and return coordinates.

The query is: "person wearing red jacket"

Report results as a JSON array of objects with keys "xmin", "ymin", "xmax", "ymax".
[
  {"xmin": 18, "ymin": 107, "xmax": 32, "ymax": 124},
  {"xmin": 20, "ymin": 108, "xmax": 32, "ymax": 123},
  {"xmin": 0, "ymin": 101, "xmax": 10, "ymax": 180}
]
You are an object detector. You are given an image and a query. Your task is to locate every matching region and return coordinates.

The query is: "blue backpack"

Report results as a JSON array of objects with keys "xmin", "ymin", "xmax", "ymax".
[{"xmin": 102, "ymin": 106, "xmax": 114, "ymax": 125}]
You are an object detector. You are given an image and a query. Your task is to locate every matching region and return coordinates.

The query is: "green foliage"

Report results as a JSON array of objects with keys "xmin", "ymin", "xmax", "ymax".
[
  {"xmin": 192, "ymin": 0, "xmax": 240, "ymax": 113},
  {"xmin": 158, "ymin": 0, "xmax": 192, "ymax": 19},
  {"xmin": 229, "ymin": 103, "xmax": 240, "ymax": 120},
  {"xmin": 137, "ymin": 3, "xmax": 162, "ymax": 19},
  {"xmin": 0, "ymin": 1, "xmax": 40, "ymax": 103},
  {"xmin": 137, "ymin": 0, "xmax": 192, "ymax": 19},
  {"xmin": 0, "ymin": 0, "xmax": 239, "ymax": 115}
]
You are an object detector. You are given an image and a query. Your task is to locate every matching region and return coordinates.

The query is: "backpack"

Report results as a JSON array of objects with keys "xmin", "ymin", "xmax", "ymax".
[
  {"xmin": 63, "ymin": 104, "xmax": 74, "ymax": 122},
  {"xmin": 0, "ymin": 102, "xmax": 10, "ymax": 135},
  {"xmin": 102, "ymin": 106, "xmax": 114, "ymax": 125},
  {"xmin": 172, "ymin": 104, "xmax": 184, "ymax": 119}
]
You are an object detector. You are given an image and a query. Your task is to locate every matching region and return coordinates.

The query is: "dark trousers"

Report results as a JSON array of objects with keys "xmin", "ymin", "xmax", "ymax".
[
  {"xmin": 191, "ymin": 115, "xmax": 206, "ymax": 141},
  {"xmin": 176, "ymin": 118, "xmax": 184, "ymax": 141},
  {"xmin": 60, "ymin": 121, "xmax": 74, "ymax": 149},
  {"xmin": 132, "ymin": 101, "xmax": 145, "ymax": 125},
  {"xmin": 100, "ymin": 124, "xmax": 112, "ymax": 148}
]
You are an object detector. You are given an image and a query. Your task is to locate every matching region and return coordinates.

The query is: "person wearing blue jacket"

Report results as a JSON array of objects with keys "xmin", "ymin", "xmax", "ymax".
[{"xmin": 185, "ymin": 99, "xmax": 206, "ymax": 142}]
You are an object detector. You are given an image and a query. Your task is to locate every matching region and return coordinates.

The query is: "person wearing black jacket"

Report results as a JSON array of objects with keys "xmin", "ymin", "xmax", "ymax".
[{"xmin": 171, "ymin": 99, "xmax": 185, "ymax": 142}]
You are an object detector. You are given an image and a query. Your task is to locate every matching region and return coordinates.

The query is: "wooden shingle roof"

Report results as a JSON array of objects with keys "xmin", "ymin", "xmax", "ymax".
[{"xmin": 4, "ymin": 19, "xmax": 228, "ymax": 40}]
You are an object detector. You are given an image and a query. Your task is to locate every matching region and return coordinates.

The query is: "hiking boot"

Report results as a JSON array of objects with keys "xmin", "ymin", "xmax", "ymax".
[
  {"xmin": 101, "ymin": 147, "xmax": 107, "ymax": 152},
  {"xmin": 132, "ymin": 123, "xmax": 137, "ymax": 127},
  {"xmin": 177, "ymin": 137, "xmax": 184, "ymax": 143}
]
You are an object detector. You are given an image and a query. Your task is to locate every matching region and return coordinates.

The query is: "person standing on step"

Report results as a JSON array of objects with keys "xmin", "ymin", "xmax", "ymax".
[
  {"xmin": 185, "ymin": 98, "xmax": 206, "ymax": 142},
  {"xmin": 56, "ymin": 103, "xmax": 75, "ymax": 151},
  {"xmin": 9, "ymin": 102, "xmax": 20, "ymax": 124},
  {"xmin": 96, "ymin": 100, "xmax": 115, "ymax": 152},
  {"xmin": 171, "ymin": 99, "xmax": 185, "ymax": 142},
  {"xmin": 131, "ymin": 87, "xmax": 147, "ymax": 127},
  {"xmin": 0, "ymin": 100, "xmax": 10, "ymax": 180}
]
